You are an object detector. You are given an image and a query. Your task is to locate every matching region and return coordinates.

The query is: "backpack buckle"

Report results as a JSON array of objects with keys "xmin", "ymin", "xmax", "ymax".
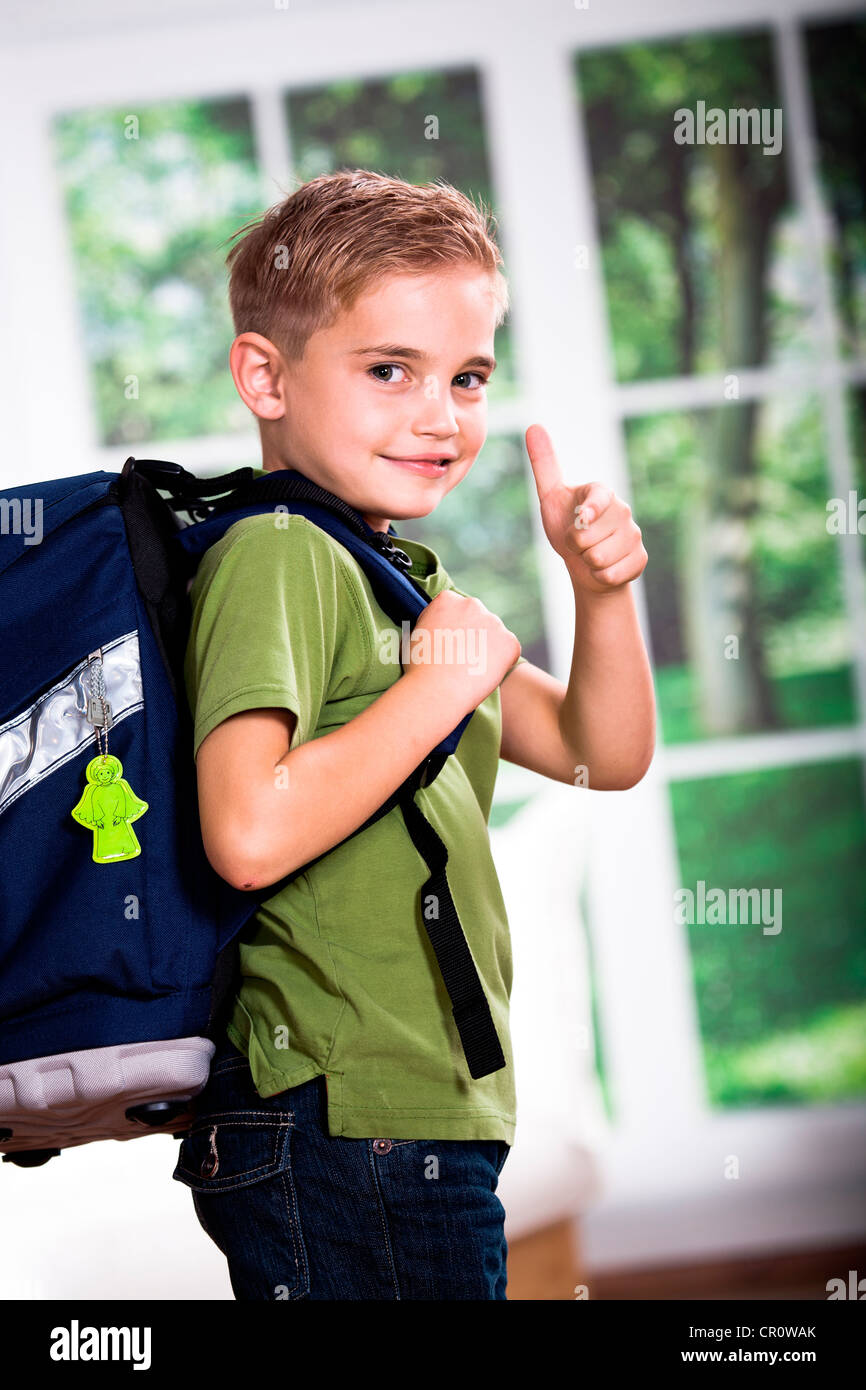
[{"xmin": 369, "ymin": 531, "xmax": 413, "ymax": 572}]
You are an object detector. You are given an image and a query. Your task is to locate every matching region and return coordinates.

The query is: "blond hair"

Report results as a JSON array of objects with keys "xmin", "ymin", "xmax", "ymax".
[{"xmin": 225, "ymin": 168, "xmax": 509, "ymax": 361}]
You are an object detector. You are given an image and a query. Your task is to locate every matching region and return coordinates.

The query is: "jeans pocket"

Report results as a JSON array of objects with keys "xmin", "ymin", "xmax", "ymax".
[{"xmin": 172, "ymin": 1109, "xmax": 309, "ymax": 1300}]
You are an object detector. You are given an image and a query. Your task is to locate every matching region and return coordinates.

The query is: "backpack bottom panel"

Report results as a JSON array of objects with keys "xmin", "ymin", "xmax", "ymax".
[{"xmin": 0, "ymin": 1035, "xmax": 214, "ymax": 1154}]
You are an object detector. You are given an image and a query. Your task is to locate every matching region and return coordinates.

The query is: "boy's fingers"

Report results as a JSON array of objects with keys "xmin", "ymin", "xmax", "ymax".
[
  {"xmin": 573, "ymin": 482, "xmax": 615, "ymax": 531},
  {"xmin": 525, "ymin": 423, "xmax": 563, "ymax": 500}
]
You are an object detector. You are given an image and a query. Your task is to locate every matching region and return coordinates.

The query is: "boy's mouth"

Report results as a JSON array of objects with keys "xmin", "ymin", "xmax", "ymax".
[{"xmin": 379, "ymin": 455, "xmax": 453, "ymax": 477}]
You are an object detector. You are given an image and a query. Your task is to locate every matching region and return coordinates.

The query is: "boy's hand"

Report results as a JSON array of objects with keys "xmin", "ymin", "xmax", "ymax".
[
  {"xmin": 525, "ymin": 423, "xmax": 647, "ymax": 595},
  {"xmin": 405, "ymin": 590, "xmax": 521, "ymax": 716}
]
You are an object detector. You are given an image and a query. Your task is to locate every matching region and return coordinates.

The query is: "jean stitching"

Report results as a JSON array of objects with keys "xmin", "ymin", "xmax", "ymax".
[
  {"xmin": 187, "ymin": 1112, "xmax": 294, "ymax": 1129},
  {"xmin": 180, "ymin": 1157, "xmax": 278, "ymax": 1185},
  {"xmin": 277, "ymin": 1172, "xmax": 307, "ymax": 1298},
  {"xmin": 366, "ymin": 1141, "xmax": 401, "ymax": 1300},
  {"xmin": 278, "ymin": 1126, "xmax": 310, "ymax": 1299}
]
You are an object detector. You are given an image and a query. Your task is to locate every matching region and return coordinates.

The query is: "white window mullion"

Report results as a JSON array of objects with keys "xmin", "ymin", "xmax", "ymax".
[
  {"xmin": 0, "ymin": 88, "xmax": 97, "ymax": 484},
  {"xmin": 613, "ymin": 359, "xmax": 866, "ymax": 419},
  {"xmin": 661, "ymin": 723, "xmax": 866, "ymax": 781},
  {"xmin": 250, "ymin": 87, "xmax": 294, "ymax": 206}
]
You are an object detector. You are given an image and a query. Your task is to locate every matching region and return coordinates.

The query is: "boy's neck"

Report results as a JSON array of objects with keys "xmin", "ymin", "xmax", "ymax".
[{"xmin": 260, "ymin": 460, "xmax": 392, "ymax": 535}]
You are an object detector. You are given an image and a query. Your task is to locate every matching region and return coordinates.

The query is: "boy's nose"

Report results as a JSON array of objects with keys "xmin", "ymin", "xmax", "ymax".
[{"xmin": 412, "ymin": 392, "xmax": 459, "ymax": 434}]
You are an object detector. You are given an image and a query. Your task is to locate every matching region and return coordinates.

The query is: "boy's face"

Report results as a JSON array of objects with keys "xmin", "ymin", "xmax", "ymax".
[{"xmin": 234, "ymin": 266, "xmax": 499, "ymax": 532}]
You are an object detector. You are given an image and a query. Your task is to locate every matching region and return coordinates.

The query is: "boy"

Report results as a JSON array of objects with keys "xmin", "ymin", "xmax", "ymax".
[{"xmin": 173, "ymin": 169, "xmax": 655, "ymax": 1300}]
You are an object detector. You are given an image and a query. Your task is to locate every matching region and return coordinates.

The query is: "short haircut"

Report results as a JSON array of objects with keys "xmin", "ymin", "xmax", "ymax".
[{"xmin": 225, "ymin": 167, "xmax": 509, "ymax": 361}]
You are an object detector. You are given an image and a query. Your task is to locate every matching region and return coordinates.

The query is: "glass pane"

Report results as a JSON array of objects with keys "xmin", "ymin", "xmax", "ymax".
[
  {"xmin": 626, "ymin": 396, "xmax": 857, "ymax": 742},
  {"xmin": 393, "ymin": 433, "xmax": 550, "ymax": 673},
  {"xmin": 848, "ymin": 387, "xmax": 866, "ymax": 564},
  {"xmin": 52, "ymin": 99, "xmax": 263, "ymax": 445},
  {"xmin": 805, "ymin": 17, "xmax": 866, "ymax": 361},
  {"xmin": 577, "ymin": 31, "xmax": 812, "ymax": 382},
  {"xmin": 671, "ymin": 760, "xmax": 866, "ymax": 1106},
  {"xmin": 285, "ymin": 68, "xmax": 516, "ymax": 401}
]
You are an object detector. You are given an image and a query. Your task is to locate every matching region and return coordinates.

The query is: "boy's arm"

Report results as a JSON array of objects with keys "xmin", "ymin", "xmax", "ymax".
[
  {"xmin": 498, "ymin": 423, "xmax": 656, "ymax": 791},
  {"xmin": 499, "ymin": 582, "xmax": 655, "ymax": 790},
  {"xmin": 197, "ymin": 666, "xmax": 465, "ymax": 891}
]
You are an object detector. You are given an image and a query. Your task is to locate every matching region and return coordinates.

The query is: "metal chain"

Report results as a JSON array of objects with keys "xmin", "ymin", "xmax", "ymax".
[{"xmin": 89, "ymin": 661, "xmax": 110, "ymax": 761}]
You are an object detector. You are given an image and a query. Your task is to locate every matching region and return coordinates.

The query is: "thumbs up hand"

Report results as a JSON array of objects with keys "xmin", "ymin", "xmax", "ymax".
[{"xmin": 525, "ymin": 423, "xmax": 648, "ymax": 596}]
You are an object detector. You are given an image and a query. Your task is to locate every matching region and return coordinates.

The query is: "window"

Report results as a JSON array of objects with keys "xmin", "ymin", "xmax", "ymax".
[
  {"xmin": 53, "ymin": 98, "xmax": 262, "ymax": 445},
  {"xmin": 577, "ymin": 21, "xmax": 866, "ymax": 1111}
]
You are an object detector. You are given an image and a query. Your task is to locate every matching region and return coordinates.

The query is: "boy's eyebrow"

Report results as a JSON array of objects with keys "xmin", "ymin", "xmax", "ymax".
[{"xmin": 348, "ymin": 343, "xmax": 497, "ymax": 372}]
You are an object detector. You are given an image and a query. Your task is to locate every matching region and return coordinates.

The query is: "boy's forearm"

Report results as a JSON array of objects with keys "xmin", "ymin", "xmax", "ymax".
[
  {"xmin": 558, "ymin": 577, "xmax": 656, "ymax": 789},
  {"xmin": 238, "ymin": 669, "xmax": 466, "ymax": 889}
]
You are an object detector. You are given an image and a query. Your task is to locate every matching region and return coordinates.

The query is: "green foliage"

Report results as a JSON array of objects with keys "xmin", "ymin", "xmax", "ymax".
[
  {"xmin": 601, "ymin": 216, "xmax": 682, "ymax": 381},
  {"xmin": 804, "ymin": 19, "xmax": 866, "ymax": 358},
  {"xmin": 656, "ymin": 664, "xmax": 856, "ymax": 743},
  {"xmin": 577, "ymin": 31, "xmax": 803, "ymax": 380},
  {"xmin": 626, "ymin": 395, "xmax": 856, "ymax": 735},
  {"xmin": 53, "ymin": 99, "xmax": 264, "ymax": 444},
  {"xmin": 706, "ymin": 1002, "xmax": 866, "ymax": 1106},
  {"xmin": 670, "ymin": 759, "xmax": 866, "ymax": 1105},
  {"xmin": 848, "ymin": 388, "xmax": 866, "ymax": 566}
]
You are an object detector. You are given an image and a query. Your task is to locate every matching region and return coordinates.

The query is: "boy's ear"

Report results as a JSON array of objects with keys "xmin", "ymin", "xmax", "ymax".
[{"xmin": 229, "ymin": 332, "xmax": 286, "ymax": 421}]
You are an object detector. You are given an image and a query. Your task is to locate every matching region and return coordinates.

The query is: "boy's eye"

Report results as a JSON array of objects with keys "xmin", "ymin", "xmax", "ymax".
[
  {"xmin": 368, "ymin": 363, "xmax": 409, "ymax": 384},
  {"xmin": 367, "ymin": 364, "xmax": 488, "ymax": 389},
  {"xmin": 453, "ymin": 371, "xmax": 487, "ymax": 390}
]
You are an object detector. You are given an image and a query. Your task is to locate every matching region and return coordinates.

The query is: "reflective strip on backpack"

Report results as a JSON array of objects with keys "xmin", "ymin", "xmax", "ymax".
[{"xmin": 0, "ymin": 630, "xmax": 143, "ymax": 818}]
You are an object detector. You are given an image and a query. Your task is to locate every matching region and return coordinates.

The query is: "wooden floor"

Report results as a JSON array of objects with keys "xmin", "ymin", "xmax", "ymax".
[
  {"xmin": 506, "ymin": 1219, "xmax": 583, "ymax": 1301},
  {"xmin": 505, "ymin": 1221, "xmax": 866, "ymax": 1301}
]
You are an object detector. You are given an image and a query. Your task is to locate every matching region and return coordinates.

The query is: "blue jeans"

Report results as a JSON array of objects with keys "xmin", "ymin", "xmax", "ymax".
[{"xmin": 172, "ymin": 1032, "xmax": 510, "ymax": 1300}]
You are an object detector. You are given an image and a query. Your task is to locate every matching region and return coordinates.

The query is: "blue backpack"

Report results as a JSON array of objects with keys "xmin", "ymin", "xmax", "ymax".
[{"xmin": 0, "ymin": 457, "xmax": 505, "ymax": 1169}]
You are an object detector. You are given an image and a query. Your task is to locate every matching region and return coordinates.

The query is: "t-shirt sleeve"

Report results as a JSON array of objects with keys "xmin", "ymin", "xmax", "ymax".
[{"xmin": 183, "ymin": 514, "xmax": 356, "ymax": 761}]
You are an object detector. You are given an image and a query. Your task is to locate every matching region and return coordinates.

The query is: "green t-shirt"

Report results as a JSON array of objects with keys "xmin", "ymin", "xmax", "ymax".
[{"xmin": 184, "ymin": 496, "xmax": 523, "ymax": 1143}]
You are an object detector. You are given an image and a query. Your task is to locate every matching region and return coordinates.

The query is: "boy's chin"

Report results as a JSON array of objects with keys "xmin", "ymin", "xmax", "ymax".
[{"xmin": 382, "ymin": 496, "xmax": 443, "ymax": 523}]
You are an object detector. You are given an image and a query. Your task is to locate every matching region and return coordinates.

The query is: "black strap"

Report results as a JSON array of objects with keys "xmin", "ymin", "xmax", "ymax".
[
  {"xmin": 123, "ymin": 456, "xmax": 256, "ymax": 499},
  {"xmin": 398, "ymin": 790, "xmax": 507, "ymax": 1079},
  {"xmin": 205, "ymin": 468, "xmax": 377, "ymax": 539}
]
